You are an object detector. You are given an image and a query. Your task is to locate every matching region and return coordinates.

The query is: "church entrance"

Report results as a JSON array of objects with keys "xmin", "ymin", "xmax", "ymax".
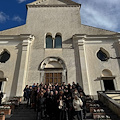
[
  {"xmin": 39, "ymin": 57, "xmax": 67, "ymax": 85},
  {"xmin": 103, "ymin": 80, "xmax": 115, "ymax": 91},
  {"xmin": 45, "ymin": 73, "xmax": 62, "ymax": 85}
]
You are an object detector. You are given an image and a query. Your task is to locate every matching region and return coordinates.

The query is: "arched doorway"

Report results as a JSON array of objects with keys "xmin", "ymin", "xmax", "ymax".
[
  {"xmin": 101, "ymin": 69, "xmax": 115, "ymax": 91},
  {"xmin": 38, "ymin": 57, "xmax": 67, "ymax": 85}
]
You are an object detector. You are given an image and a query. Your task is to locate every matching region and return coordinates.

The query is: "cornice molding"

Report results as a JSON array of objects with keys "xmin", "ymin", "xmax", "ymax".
[
  {"xmin": 0, "ymin": 34, "xmax": 35, "ymax": 41},
  {"xmin": 73, "ymin": 33, "xmax": 120, "ymax": 46},
  {"xmin": 74, "ymin": 34, "xmax": 120, "ymax": 41},
  {"xmin": 0, "ymin": 34, "xmax": 35, "ymax": 45},
  {"xmin": 27, "ymin": 4, "xmax": 80, "ymax": 8},
  {"xmin": 22, "ymin": 35, "xmax": 35, "ymax": 46}
]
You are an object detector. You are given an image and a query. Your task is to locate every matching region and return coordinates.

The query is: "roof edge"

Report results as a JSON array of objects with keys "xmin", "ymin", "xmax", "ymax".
[
  {"xmin": 27, "ymin": 4, "xmax": 81, "ymax": 8},
  {"xmin": 81, "ymin": 24, "xmax": 117, "ymax": 33}
]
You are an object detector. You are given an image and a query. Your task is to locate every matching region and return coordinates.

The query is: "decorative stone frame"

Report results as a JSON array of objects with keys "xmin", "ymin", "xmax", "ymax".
[
  {"xmin": 0, "ymin": 49, "xmax": 10, "ymax": 63},
  {"xmin": 44, "ymin": 32, "xmax": 62, "ymax": 49},
  {"xmin": 97, "ymin": 69, "xmax": 117, "ymax": 91},
  {"xmin": 96, "ymin": 47, "xmax": 110, "ymax": 61},
  {"xmin": 38, "ymin": 57, "xmax": 67, "ymax": 84}
]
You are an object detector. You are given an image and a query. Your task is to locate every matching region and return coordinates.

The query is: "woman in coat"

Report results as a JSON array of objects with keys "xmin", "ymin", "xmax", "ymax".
[{"xmin": 73, "ymin": 95, "xmax": 83, "ymax": 120}]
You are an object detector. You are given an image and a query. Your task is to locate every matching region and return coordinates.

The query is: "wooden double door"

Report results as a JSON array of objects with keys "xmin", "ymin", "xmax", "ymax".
[{"xmin": 45, "ymin": 73, "xmax": 62, "ymax": 85}]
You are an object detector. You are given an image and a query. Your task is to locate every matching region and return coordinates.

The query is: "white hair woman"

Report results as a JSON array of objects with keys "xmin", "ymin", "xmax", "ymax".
[{"xmin": 73, "ymin": 95, "xmax": 83, "ymax": 120}]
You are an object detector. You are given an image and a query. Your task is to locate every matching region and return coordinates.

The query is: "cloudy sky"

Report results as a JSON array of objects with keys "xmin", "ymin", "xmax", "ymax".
[{"xmin": 0, "ymin": 0, "xmax": 120, "ymax": 32}]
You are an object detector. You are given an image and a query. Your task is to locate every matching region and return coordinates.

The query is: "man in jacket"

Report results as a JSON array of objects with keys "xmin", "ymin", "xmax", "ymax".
[{"xmin": 0, "ymin": 91, "xmax": 3, "ymax": 105}]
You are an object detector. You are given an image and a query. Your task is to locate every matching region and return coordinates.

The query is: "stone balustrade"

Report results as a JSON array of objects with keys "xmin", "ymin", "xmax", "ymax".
[
  {"xmin": 0, "ymin": 114, "xmax": 5, "ymax": 120},
  {"xmin": 93, "ymin": 114, "xmax": 111, "ymax": 120},
  {"xmin": 0, "ymin": 106, "xmax": 11, "ymax": 115},
  {"xmin": 98, "ymin": 91, "xmax": 120, "ymax": 118}
]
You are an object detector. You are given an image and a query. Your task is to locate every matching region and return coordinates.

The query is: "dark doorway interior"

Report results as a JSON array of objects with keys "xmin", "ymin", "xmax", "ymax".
[
  {"xmin": 103, "ymin": 80, "xmax": 115, "ymax": 91},
  {"xmin": 0, "ymin": 82, "xmax": 2, "ymax": 90}
]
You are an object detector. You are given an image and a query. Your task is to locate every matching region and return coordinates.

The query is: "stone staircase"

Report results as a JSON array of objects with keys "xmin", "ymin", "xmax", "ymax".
[
  {"xmin": 85, "ymin": 99, "xmax": 120, "ymax": 120},
  {"xmin": 4, "ymin": 97, "xmax": 120, "ymax": 120},
  {"xmin": 5, "ymin": 102, "xmax": 36, "ymax": 120}
]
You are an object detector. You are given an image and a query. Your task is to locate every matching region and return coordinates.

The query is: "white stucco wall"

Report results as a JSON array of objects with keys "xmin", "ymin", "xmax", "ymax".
[
  {"xmin": 83, "ymin": 39, "xmax": 120, "ymax": 95},
  {"xmin": 0, "ymin": 41, "xmax": 22, "ymax": 97},
  {"xmin": 0, "ymin": 0, "xmax": 118, "ymax": 98},
  {"xmin": 25, "ymin": 6, "xmax": 81, "ymax": 85}
]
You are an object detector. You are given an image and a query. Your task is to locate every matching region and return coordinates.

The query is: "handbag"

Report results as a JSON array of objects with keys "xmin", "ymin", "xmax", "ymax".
[
  {"xmin": 79, "ymin": 98, "xmax": 83, "ymax": 108},
  {"xmin": 58, "ymin": 100, "xmax": 63, "ymax": 109},
  {"xmin": 58, "ymin": 105, "xmax": 62, "ymax": 109}
]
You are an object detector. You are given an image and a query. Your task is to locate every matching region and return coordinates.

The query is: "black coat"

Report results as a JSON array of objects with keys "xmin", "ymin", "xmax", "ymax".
[
  {"xmin": 81, "ymin": 96, "xmax": 86, "ymax": 109},
  {"xmin": 46, "ymin": 95, "xmax": 54, "ymax": 114},
  {"xmin": 0, "ymin": 92, "xmax": 3, "ymax": 99},
  {"xmin": 26, "ymin": 88, "xmax": 32, "ymax": 99},
  {"xmin": 37, "ymin": 96, "xmax": 46, "ymax": 112}
]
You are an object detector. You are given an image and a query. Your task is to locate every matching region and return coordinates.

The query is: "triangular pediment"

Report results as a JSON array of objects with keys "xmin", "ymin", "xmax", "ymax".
[{"xmin": 27, "ymin": 0, "xmax": 80, "ymax": 6}]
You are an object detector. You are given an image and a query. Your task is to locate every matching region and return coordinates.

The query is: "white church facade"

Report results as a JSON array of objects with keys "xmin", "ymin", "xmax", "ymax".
[{"xmin": 0, "ymin": 0, "xmax": 120, "ymax": 99}]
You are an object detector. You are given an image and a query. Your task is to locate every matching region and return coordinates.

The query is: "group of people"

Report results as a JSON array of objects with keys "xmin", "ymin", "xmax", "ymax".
[{"xmin": 23, "ymin": 82, "xmax": 87, "ymax": 120}]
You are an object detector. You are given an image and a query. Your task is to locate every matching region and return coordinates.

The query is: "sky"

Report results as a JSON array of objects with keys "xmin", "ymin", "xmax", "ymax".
[{"xmin": 0, "ymin": 0, "xmax": 120, "ymax": 32}]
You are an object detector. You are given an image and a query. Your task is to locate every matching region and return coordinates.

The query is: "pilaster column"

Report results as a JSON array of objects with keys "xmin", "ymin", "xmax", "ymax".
[
  {"xmin": 40, "ymin": 71, "xmax": 44, "ymax": 83},
  {"xmin": 73, "ymin": 34, "xmax": 90, "ymax": 95},
  {"xmin": 73, "ymin": 36, "xmax": 83, "ymax": 87},
  {"xmin": 16, "ymin": 35, "xmax": 34, "ymax": 96},
  {"xmin": 78, "ymin": 38, "xmax": 90, "ymax": 95}
]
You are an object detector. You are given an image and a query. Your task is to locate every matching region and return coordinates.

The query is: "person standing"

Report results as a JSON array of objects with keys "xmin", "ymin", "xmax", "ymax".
[
  {"xmin": 73, "ymin": 95, "xmax": 83, "ymax": 120},
  {"xmin": 46, "ymin": 91, "xmax": 54, "ymax": 119},
  {"xmin": 72, "ymin": 88, "xmax": 80, "ymax": 98},
  {"xmin": 54, "ymin": 90, "xmax": 59, "ymax": 119},
  {"xmin": 26, "ymin": 86, "xmax": 32, "ymax": 107},
  {"xmin": 66, "ymin": 96, "xmax": 73, "ymax": 120},
  {"xmin": 0, "ymin": 91, "xmax": 3, "ymax": 105},
  {"xmin": 37, "ymin": 92, "xmax": 46, "ymax": 120},
  {"xmin": 80, "ymin": 92, "xmax": 87, "ymax": 119},
  {"xmin": 57, "ymin": 96, "xmax": 66, "ymax": 120},
  {"xmin": 23, "ymin": 85, "xmax": 28, "ymax": 101},
  {"xmin": 32, "ymin": 83, "xmax": 36, "ymax": 88}
]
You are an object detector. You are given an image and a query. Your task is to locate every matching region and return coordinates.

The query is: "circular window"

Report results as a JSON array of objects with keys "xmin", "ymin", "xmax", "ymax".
[
  {"xmin": 0, "ymin": 49, "xmax": 10, "ymax": 63},
  {"xmin": 97, "ymin": 48, "xmax": 110, "ymax": 61}
]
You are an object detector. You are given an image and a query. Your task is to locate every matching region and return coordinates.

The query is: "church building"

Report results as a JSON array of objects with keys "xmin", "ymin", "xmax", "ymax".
[{"xmin": 0, "ymin": 0, "xmax": 120, "ymax": 99}]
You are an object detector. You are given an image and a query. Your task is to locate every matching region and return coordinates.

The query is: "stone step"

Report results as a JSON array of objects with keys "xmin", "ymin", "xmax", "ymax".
[
  {"xmin": 10, "ymin": 114, "xmax": 36, "ymax": 117},
  {"xmin": 5, "ymin": 103, "xmax": 36, "ymax": 120},
  {"xmin": 5, "ymin": 117, "xmax": 36, "ymax": 120},
  {"xmin": 12, "ymin": 110, "xmax": 36, "ymax": 113},
  {"xmin": 5, "ymin": 100, "xmax": 120, "ymax": 120}
]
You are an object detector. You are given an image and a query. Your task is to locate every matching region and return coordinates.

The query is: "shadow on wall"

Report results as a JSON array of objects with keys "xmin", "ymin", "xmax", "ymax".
[
  {"xmin": 10, "ymin": 43, "xmax": 22, "ymax": 97},
  {"xmin": 62, "ymin": 38, "xmax": 72, "ymax": 44},
  {"xmin": 62, "ymin": 38, "xmax": 73, "ymax": 49}
]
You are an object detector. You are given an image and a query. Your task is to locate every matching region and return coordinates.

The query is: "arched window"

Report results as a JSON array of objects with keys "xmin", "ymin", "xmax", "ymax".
[
  {"xmin": 101, "ymin": 69, "xmax": 112, "ymax": 77},
  {"xmin": 97, "ymin": 48, "xmax": 110, "ymax": 61},
  {"xmin": 0, "ymin": 49, "xmax": 10, "ymax": 63},
  {"xmin": 55, "ymin": 35, "xmax": 62, "ymax": 48},
  {"xmin": 46, "ymin": 35, "xmax": 53, "ymax": 48}
]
